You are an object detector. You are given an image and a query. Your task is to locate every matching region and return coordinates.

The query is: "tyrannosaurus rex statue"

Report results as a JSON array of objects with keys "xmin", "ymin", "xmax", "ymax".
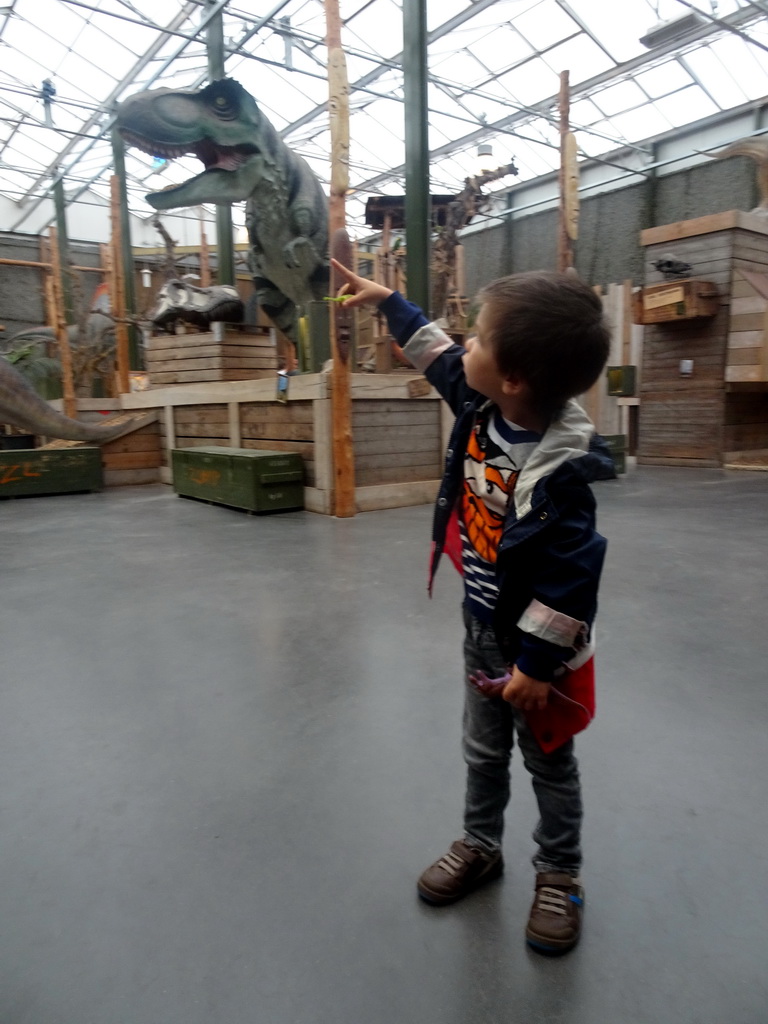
[{"xmin": 116, "ymin": 78, "xmax": 329, "ymax": 346}]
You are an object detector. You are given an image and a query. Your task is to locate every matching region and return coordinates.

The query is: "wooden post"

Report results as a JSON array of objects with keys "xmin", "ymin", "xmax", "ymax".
[
  {"xmin": 374, "ymin": 212, "xmax": 394, "ymax": 373},
  {"xmin": 111, "ymin": 129, "xmax": 140, "ymax": 370},
  {"xmin": 110, "ymin": 176, "xmax": 131, "ymax": 394},
  {"xmin": 52, "ymin": 173, "xmax": 74, "ymax": 323},
  {"xmin": 558, "ymin": 70, "xmax": 577, "ymax": 273},
  {"xmin": 48, "ymin": 227, "xmax": 77, "ymax": 420},
  {"xmin": 381, "ymin": 212, "xmax": 392, "ymax": 290},
  {"xmin": 403, "ymin": 0, "xmax": 431, "ymax": 314},
  {"xmin": 101, "ymin": 242, "xmax": 113, "ymax": 311},
  {"xmin": 206, "ymin": 1, "xmax": 235, "ymax": 285},
  {"xmin": 200, "ymin": 215, "xmax": 211, "ymax": 288},
  {"xmin": 621, "ymin": 279, "xmax": 633, "ymax": 364},
  {"xmin": 39, "ymin": 236, "xmax": 55, "ymax": 329},
  {"xmin": 326, "ymin": 0, "xmax": 355, "ymax": 517}
]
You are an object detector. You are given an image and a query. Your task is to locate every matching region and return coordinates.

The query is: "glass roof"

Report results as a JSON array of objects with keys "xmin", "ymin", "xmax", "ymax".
[{"xmin": 0, "ymin": 0, "xmax": 766, "ymax": 239}]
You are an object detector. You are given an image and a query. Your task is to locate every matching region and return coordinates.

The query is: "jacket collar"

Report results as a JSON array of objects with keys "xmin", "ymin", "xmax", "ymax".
[{"xmin": 512, "ymin": 399, "xmax": 595, "ymax": 518}]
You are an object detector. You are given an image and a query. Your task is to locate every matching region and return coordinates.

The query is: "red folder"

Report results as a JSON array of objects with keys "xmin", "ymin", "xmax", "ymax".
[{"xmin": 525, "ymin": 657, "xmax": 596, "ymax": 754}]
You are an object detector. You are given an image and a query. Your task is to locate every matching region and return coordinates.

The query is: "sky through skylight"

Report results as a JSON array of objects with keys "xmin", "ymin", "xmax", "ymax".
[{"xmin": 0, "ymin": 0, "xmax": 765, "ymax": 238}]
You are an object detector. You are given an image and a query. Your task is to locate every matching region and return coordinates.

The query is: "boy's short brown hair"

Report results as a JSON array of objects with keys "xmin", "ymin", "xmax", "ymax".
[{"xmin": 478, "ymin": 270, "xmax": 610, "ymax": 416}]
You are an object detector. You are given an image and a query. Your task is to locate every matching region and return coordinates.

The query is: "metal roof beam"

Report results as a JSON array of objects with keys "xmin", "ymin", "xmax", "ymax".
[
  {"xmin": 12, "ymin": 1, "xmax": 203, "ymax": 208},
  {"xmin": 24, "ymin": 1, "xmax": 295, "ymax": 222},
  {"xmin": 9, "ymin": 0, "xmax": 248, "ymax": 230},
  {"xmin": 275, "ymin": 0, "xmax": 503, "ymax": 138},
  {"xmin": 350, "ymin": 1, "xmax": 764, "ymax": 194}
]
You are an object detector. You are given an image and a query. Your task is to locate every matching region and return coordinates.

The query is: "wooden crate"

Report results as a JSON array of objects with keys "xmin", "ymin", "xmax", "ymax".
[
  {"xmin": 171, "ymin": 446, "xmax": 304, "ymax": 513},
  {"xmin": 632, "ymin": 279, "xmax": 719, "ymax": 325},
  {"xmin": 0, "ymin": 447, "xmax": 102, "ymax": 498},
  {"xmin": 145, "ymin": 325, "xmax": 277, "ymax": 386}
]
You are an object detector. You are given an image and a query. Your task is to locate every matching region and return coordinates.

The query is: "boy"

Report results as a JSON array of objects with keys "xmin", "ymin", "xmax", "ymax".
[{"xmin": 332, "ymin": 258, "xmax": 612, "ymax": 955}]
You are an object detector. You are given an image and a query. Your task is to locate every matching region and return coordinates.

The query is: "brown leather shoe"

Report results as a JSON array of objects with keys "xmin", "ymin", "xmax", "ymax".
[
  {"xmin": 525, "ymin": 872, "xmax": 584, "ymax": 954},
  {"xmin": 417, "ymin": 839, "xmax": 503, "ymax": 905}
]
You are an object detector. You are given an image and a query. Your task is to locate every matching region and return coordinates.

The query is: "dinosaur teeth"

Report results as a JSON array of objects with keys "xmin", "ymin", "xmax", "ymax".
[
  {"xmin": 120, "ymin": 129, "xmax": 192, "ymax": 162},
  {"xmin": 215, "ymin": 152, "xmax": 247, "ymax": 171}
]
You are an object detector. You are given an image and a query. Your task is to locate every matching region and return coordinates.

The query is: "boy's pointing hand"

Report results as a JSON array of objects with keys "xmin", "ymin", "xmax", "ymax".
[{"xmin": 330, "ymin": 258, "xmax": 393, "ymax": 309}]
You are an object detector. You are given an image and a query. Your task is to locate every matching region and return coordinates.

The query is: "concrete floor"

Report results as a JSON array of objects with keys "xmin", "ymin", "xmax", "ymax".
[{"xmin": 0, "ymin": 465, "xmax": 766, "ymax": 1024}]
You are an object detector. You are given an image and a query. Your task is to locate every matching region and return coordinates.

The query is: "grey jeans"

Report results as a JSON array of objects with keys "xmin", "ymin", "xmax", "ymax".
[{"xmin": 462, "ymin": 606, "xmax": 583, "ymax": 874}]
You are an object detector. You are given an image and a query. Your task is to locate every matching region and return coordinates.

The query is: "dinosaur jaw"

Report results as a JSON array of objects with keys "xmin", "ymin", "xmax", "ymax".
[{"xmin": 120, "ymin": 128, "xmax": 260, "ymax": 209}]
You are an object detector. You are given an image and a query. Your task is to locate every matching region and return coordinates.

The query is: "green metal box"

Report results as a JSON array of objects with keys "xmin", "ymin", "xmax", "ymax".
[
  {"xmin": 606, "ymin": 365, "xmax": 636, "ymax": 397},
  {"xmin": 602, "ymin": 433, "xmax": 627, "ymax": 475},
  {"xmin": 0, "ymin": 447, "xmax": 103, "ymax": 498},
  {"xmin": 172, "ymin": 446, "xmax": 304, "ymax": 513}
]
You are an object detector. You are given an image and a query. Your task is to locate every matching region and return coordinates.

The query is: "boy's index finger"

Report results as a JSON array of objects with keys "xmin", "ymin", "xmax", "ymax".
[{"xmin": 330, "ymin": 257, "xmax": 356, "ymax": 282}]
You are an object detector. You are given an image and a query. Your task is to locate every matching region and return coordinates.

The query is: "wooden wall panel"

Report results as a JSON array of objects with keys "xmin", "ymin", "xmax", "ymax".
[
  {"xmin": 240, "ymin": 400, "xmax": 316, "ymax": 486},
  {"xmin": 351, "ymin": 399, "xmax": 441, "ymax": 486},
  {"xmin": 101, "ymin": 421, "xmax": 162, "ymax": 484},
  {"xmin": 615, "ymin": 224, "xmax": 768, "ymax": 472},
  {"xmin": 724, "ymin": 393, "xmax": 768, "ymax": 451},
  {"xmin": 173, "ymin": 404, "xmax": 230, "ymax": 449},
  {"xmin": 640, "ymin": 309, "xmax": 729, "ymax": 389},
  {"xmin": 726, "ymin": 269, "xmax": 768, "ymax": 386},
  {"xmin": 638, "ymin": 389, "xmax": 724, "ymax": 462}
]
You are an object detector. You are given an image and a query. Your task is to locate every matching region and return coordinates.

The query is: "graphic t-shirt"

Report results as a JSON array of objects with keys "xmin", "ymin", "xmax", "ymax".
[{"xmin": 460, "ymin": 408, "xmax": 541, "ymax": 623}]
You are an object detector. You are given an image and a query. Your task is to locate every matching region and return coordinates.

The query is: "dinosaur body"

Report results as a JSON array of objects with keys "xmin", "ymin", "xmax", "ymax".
[
  {"xmin": 117, "ymin": 79, "xmax": 329, "ymax": 343},
  {"xmin": 710, "ymin": 138, "xmax": 768, "ymax": 211},
  {"xmin": 0, "ymin": 355, "xmax": 124, "ymax": 442},
  {"xmin": 5, "ymin": 311, "xmax": 115, "ymax": 354}
]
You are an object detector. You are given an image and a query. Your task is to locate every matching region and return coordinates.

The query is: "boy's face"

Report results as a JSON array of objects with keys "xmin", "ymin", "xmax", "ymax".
[{"xmin": 463, "ymin": 304, "xmax": 504, "ymax": 403}]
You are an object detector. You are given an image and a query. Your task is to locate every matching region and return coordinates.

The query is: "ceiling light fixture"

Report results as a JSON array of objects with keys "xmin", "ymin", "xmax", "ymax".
[
  {"xmin": 639, "ymin": 10, "xmax": 706, "ymax": 48},
  {"xmin": 476, "ymin": 142, "xmax": 494, "ymax": 174}
]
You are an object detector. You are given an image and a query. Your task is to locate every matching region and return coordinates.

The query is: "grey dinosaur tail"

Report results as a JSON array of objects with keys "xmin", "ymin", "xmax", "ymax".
[
  {"xmin": 0, "ymin": 356, "xmax": 125, "ymax": 443},
  {"xmin": 711, "ymin": 139, "xmax": 768, "ymax": 162}
]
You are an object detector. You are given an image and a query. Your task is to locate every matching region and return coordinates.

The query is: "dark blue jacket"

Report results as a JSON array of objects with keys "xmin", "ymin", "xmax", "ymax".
[{"xmin": 380, "ymin": 291, "xmax": 613, "ymax": 682}]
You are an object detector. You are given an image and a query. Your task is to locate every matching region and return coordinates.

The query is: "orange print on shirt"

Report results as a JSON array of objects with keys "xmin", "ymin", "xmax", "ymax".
[{"xmin": 461, "ymin": 428, "xmax": 517, "ymax": 563}]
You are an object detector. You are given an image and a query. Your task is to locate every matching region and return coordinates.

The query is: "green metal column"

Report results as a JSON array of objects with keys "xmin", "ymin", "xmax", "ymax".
[
  {"xmin": 207, "ymin": 0, "xmax": 235, "ymax": 285},
  {"xmin": 52, "ymin": 171, "xmax": 73, "ymax": 322},
  {"xmin": 111, "ymin": 129, "xmax": 141, "ymax": 368},
  {"xmin": 402, "ymin": 0, "xmax": 431, "ymax": 315}
]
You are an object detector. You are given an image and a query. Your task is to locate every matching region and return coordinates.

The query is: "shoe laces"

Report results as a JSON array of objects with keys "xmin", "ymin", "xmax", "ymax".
[
  {"xmin": 534, "ymin": 885, "xmax": 571, "ymax": 916},
  {"xmin": 437, "ymin": 848, "xmax": 469, "ymax": 877}
]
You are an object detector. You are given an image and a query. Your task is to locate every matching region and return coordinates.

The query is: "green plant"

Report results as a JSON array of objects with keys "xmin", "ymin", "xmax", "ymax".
[{"xmin": 3, "ymin": 340, "xmax": 62, "ymax": 397}]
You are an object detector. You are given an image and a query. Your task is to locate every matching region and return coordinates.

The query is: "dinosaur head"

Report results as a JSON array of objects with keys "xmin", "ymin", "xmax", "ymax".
[{"xmin": 117, "ymin": 79, "xmax": 273, "ymax": 209}]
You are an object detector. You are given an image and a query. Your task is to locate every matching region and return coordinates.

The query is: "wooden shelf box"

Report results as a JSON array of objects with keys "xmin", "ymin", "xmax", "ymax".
[
  {"xmin": 632, "ymin": 279, "xmax": 719, "ymax": 325},
  {"xmin": 145, "ymin": 324, "xmax": 277, "ymax": 387}
]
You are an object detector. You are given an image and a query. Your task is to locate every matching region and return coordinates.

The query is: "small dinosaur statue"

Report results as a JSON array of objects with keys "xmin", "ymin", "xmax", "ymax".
[
  {"xmin": 0, "ymin": 355, "xmax": 125, "ymax": 442},
  {"xmin": 148, "ymin": 279, "xmax": 245, "ymax": 333},
  {"xmin": 116, "ymin": 78, "xmax": 329, "ymax": 346},
  {"xmin": 709, "ymin": 137, "xmax": 768, "ymax": 212}
]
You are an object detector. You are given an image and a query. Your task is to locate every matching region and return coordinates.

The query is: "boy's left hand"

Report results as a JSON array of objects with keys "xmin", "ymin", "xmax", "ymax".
[
  {"xmin": 502, "ymin": 667, "xmax": 551, "ymax": 711},
  {"xmin": 469, "ymin": 667, "xmax": 551, "ymax": 711}
]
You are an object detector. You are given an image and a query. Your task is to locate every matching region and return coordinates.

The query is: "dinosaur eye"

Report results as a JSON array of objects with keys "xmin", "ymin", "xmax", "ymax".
[{"xmin": 211, "ymin": 92, "xmax": 237, "ymax": 119}]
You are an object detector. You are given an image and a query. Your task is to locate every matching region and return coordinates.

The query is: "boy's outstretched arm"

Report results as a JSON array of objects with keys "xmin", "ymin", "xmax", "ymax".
[{"xmin": 330, "ymin": 258, "xmax": 393, "ymax": 308}]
